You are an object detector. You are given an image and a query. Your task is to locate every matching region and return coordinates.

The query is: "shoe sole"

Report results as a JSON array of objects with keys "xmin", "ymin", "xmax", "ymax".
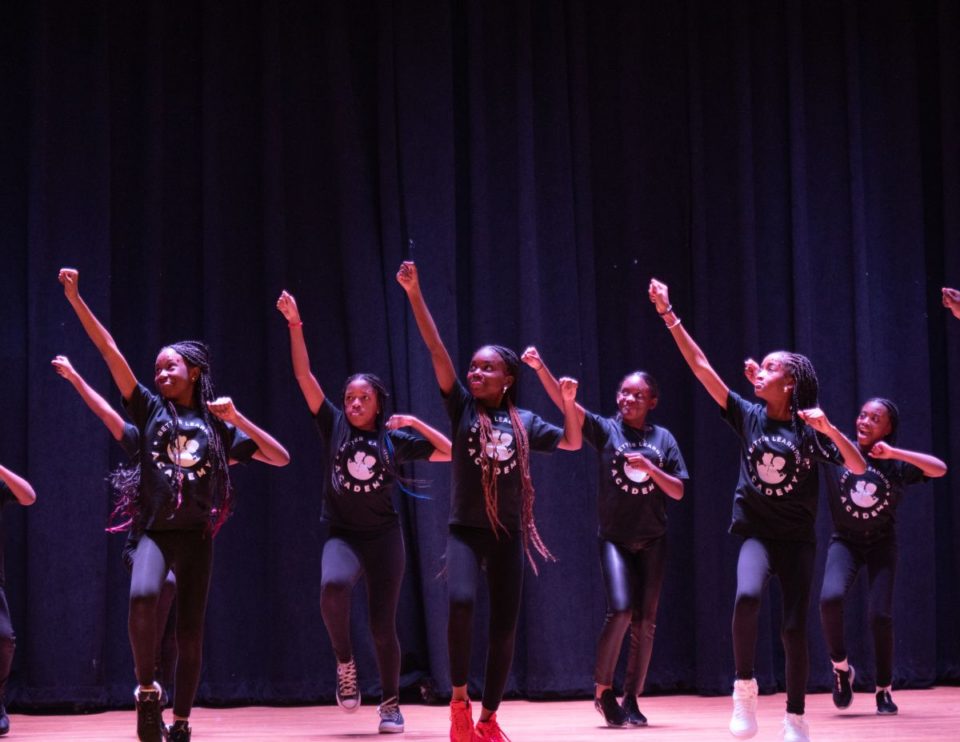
[
  {"xmin": 379, "ymin": 725, "xmax": 405, "ymax": 733},
  {"xmin": 729, "ymin": 726, "xmax": 758, "ymax": 739},
  {"xmin": 876, "ymin": 709, "xmax": 898, "ymax": 716}
]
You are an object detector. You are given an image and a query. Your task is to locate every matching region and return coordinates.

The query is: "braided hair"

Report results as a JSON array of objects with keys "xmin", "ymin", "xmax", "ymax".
[
  {"xmin": 329, "ymin": 373, "xmax": 407, "ymax": 494},
  {"xmin": 474, "ymin": 345, "xmax": 554, "ymax": 574},
  {"xmin": 865, "ymin": 397, "xmax": 900, "ymax": 444},
  {"xmin": 776, "ymin": 351, "xmax": 833, "ymax": 457}
]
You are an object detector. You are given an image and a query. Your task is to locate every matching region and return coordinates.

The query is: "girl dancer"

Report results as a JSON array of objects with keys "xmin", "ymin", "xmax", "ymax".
[
  {"xmin": 60, "ymin": 268, "xmax": 290, "ymax": 742},
  {"xmin": 819, "ymin": 398, "xmax": 946, "ymax": 715},
  {"xmin": 648, "ymin": 278, "xmax": 865, "ymax": 742},
  {"xmin": 276, "ymin": 290, "xmax": 451, "ymax": 734},
  {"xmin": 397, "ymin": 261, "xmax": 582, "ymax": 742},
  {"xmin": 52, "ymin": 355, "xmax": 178, "ymax": 703},
  {"xmin": 0, "ymin": 463, "xmax": 36, "ymax": 737},
  {"xmin": 521, "ymin": 346, "xmax": 687, "ymax": 728}
]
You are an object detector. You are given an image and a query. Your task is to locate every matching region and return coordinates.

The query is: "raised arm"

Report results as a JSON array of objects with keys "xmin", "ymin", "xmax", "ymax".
[
  {"xmin": 556, "ymin": 376, "xmax": 582, "ymax": 451},
  {"xmin": 521, "ymin": 346, "xmax": 586, "ymax": 426},
  {"xmin": 59, "ymin": 268, "xmax": 138, "ymax": 400},
  {"xmin": 648, "ymin": 278, "xmax": 730, "ymax": 408},
  {"xmin": 276, "ymin": 290, "xmax": 325, "ymax": 414},
  {"xmin": 396, "ymin": 261, "xmax": 457, "ymax": 395},
  {"xmin": 0, "ymin": 464, "xmax": 37, "ymax": 506},
  {"xmin": 52, "ymin": 355, "xmax": 128, "ymax": 440},
  {"xmin": 868, "ymin": 442, "xmax": 948, "ymax": 478},
  {"xmin": 797, "ymin": 408, "xmax": 867, "ymax": 474},
  {"xmin": 386, "ymin": 414, "xmax": 453, "ymax": 462},
  {"xmin": 207, "ymin": 398, "xmax": 291, "ymax": 467}
]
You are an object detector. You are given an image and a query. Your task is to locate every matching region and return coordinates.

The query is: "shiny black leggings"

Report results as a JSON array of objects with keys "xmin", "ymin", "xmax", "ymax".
[
  {"xmin": 819, "ymin": 534, "xmax": 896, "ymax": 687},
  {"xmin": 446, "ymin": 525, "xmax": 524, "ymax": 712},
  {"xmin": 320, "ymin": 525, "xmax": 405, "ymax": 701},
  {"xmin": 129, "ymin": 531, "xmax": 212, "ymax": 719},
  {"xmin": 594, "ymin": 537, "xmax": 667, "ymax": 695},
  {"xmin": 733, "ymin": 537, "xmax": 814, "ymax": 715}
]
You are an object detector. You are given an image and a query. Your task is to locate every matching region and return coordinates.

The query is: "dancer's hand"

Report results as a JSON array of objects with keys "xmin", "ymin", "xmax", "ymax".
[
  {"xmin": 386, "ymin": 414, "xmax": 415, "ymax": 430},
  {"xmin": 396, "ymin": 261, "xmax": 420, "ymax": 294},
  {"xmin": 207, "ymin": 397, "xmax": 239, "ymax": 424},
  {"xmin": 276, "ymin": 290, "xmax": 302, "ymax": 324},
  {"xmin": 51, "ymin": 355, "xmax": 78, "ymax": 382},
  {"xmin": 943, "ymin": 287, "xmax": 960, "ymax": 319},
  {"xmin": 744, "ymin": 358, "xmax": 760, "ymax": 385},
  {"xmin": 59, "ymin": 268, "xmax": 80, "ymax": 300},
  {"xmin": 869, "ymin": 441, "xmax": 894, "ymax": 459},
  {"xmin": 648, "ymin": 278, "xmax": 671, "ymax": 314},
  {"xmin": 521, "ymin": 346, "xmax": 544, "ymax": 371},
  {"xmin": 798, "ymin": 407, "xmax": 832, "ymax": 434},
  {"xmin": 559, "ymin": 376, "xmax": 579, "ymax": 402}
]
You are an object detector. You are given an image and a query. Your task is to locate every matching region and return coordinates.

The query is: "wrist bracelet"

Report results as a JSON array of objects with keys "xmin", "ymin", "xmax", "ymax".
[
  {"xmin": 657, "ymin": 304, "xmax": 673, "ymax": 316},
  {"xmin": 288, "ymin": 321, "xmax": 303, "ymax": 328},
  {"xmin": 665, "ymin": 316, "xmax": 682, "ymax": 329}
]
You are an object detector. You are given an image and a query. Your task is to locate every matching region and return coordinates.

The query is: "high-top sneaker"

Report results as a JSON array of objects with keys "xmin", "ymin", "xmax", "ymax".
[
  {"xmin": 593, "ymin": 688, "xmax": 628, "ymax": 727},
  {"xmin": 335, "ymin": 659, "xmax": 361, "ymax": 712},
  {"xmin": 781, "ymin": 712, "xmax": 810, "ymax": 742},
  {"xmin": 621, "ymin": 694, "xmax": 648, "ymax": 726},
  {"xmin": 167, "ymin": 719, "xmax": 191, "ymax": 742},
  {"xmin": 134, "ymin": 682, "xmax": 166, "ymax": 742},
  {"xmin": 449, "ymin": 698, "xmax": 474, "ymax": 742},
  {"xmin": 729, "ymin": 678, "xmax": 758, "ymax": 738},
  {"xmin": 875, "ymin": 689, "xmax": 898, "ymax": 715},
  {"xmin": 377, "ymin": 696, "xmax": 405, "ymax": 734},
  {"xmin": 473, "ymin": 712, "xmax": 510, "ymax": 741}
]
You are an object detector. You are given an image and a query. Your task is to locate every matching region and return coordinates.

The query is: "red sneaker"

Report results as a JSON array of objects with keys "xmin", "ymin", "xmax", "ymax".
[
  {"xmin": 473, "ymin": 712, "xmax": 511, "ymax": 741},
  {"xmin": 450, "ymin": 698, "xmax": 474, "ymax": 742}
]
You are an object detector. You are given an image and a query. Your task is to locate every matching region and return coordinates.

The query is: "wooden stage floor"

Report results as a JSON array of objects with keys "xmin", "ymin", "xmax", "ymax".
[{"xmin": 9, "ymin": 687, "xmax": 959, "ymax": 740}]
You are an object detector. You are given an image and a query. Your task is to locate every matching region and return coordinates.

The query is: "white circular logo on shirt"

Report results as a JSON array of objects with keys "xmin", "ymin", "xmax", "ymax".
[
  {"xmin": 467, "ymin": 412, "xmax": 518, "ymax": 476},
  {"xmin": 149, "ymin": 419, "xmax": 212, "ymax": 483},
  {"xmin": 611, "ymin": 442, "xmax": 664, "ymax": 496},
  {"xmin": 335, "ymin": 437, "xmax": 386, "ymax": 493},
  {"xmin": 839, "ymin": 467, "xmax": 893, "ymax": 521},
  {"xmin": 746, "ymin": 435, "xmax": 807, "ymax": 497}
]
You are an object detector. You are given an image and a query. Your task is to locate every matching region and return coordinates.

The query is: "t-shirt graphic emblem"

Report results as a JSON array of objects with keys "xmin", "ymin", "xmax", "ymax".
[
  {"xmin": 168, "ymin": 434, "xmax": 201, "ymax": 467},
  {"xmin": 347, "ymin": 451, "xmax": 377, "ymax": 481},
  {"xmin": 757, "ymin": 452, "xmax": 787, "ymax": 484},
  {"xmin": 484, "ymin": 429, "xmax": 514, "ymax": 462},
  {"xmin": 851, "ymin": 480, "xmax": 878, "ymax": 508}
]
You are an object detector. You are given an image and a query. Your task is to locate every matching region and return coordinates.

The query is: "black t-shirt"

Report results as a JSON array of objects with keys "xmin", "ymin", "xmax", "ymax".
[
  {"xmin": 721, "ymin": 390, "xmax": 842, "ymax": 542},
  {"xmin": 444, "ymin": 379, "xmax": 563, "ymax": 532},
  {"xmin": 582, "ymin": 413, "xmax": 688, "ymax": 544},
  {"xmin": 119, "ymin": 423, "xmax": 140, "ymax": 460},
  {"xmin": 314, "ymin": 398, "xmax": 436, "ymax": 533},
  {"xmin": 0, "ymin": 480, "xmax": 13, "ymax": 586},
  {"xmin": 824, "ymin": 455, "xmax": 927, "ymax": 543},
  {"xmin": 126, "ymin": 383, "xmax": 258, "ymax": 531}
]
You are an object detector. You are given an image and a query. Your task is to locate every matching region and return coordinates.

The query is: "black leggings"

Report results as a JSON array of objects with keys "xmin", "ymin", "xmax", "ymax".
[
  {"xmin": 819, "ymin": 534, "xmax": 896, "ymax": 687},
  {"xmin": 733, "ymin": 537, "xmax": 814, "ymax": 715},
  {"xmin": 446, "ymin": 525, "xmax": 524, "ymax": 713},
  {"xmin": 125, "ymin": 537, "xmax": 178, "ymax": 693},
  {"xmin": 0, "ymin": 589, "xmax": 15, "ymax": 701},
  {"xmin": 594, "ymin": 536, "xmax": 667, "ymax": 695},
  {"xmin": 129, "ymin": 531, "xmax": 213, "ymax": 719},
  {"xmin": 320, "ymin": 525, "xmax": 405, "ymax": 701}
]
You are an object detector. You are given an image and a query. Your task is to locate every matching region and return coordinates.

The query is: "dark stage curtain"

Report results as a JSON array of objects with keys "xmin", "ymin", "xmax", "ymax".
[{"xmin": 1, "ymin": 0, "xmax": 958, "ymax": 710}]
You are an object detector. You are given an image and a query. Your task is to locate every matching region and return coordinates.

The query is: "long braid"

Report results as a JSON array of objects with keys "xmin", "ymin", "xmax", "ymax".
[
  {"xmin": 477, "ymin": 406, "xmax": 508, "ymax": 536},
  {"xmin": 477, "ymin": 345, "xmax": 555, "ymax": 574},
  {"xmin": 509, "ymin": 400, "xmax": 554, "ymax": 574},
  {"xmin": 106, "ymin": 463, "xmax": 141, "ymax": 533},
  {"xmin": 167, "ymin": 341, "xmax": 234, "ymax": 536}
]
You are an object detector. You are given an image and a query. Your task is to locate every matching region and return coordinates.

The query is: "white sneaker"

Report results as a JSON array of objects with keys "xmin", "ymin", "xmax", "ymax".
[
  {"xmin": 781, "ymin": 712, "xmax": 810, "ymax": 742},
  {"xmin": 729, "ymin": 678, "xmax": 759, "ymax": 738}
]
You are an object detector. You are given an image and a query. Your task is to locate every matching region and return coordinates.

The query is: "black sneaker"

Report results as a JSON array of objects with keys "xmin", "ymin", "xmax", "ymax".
[
  {"xmin": 167, "ymin": 720, "xmax": 191, "ymax": 742},
  {"xmin": 831, "ymin": 664, "xmax": 855, "ymax": 709},
  {"xmin": 621, "ymin": 694, "xmax": 648, "ymax": 726},
  {"xmin": 594, "ymin": 688, "xmax": 628, "ymax": 728},
  {"xmin": 377, "ymin": 696, "xmax": 405, "ymax": 734},
  {"xmin": 134, "ymin": 683, "xmax": 166, "ymax": 742},
  {"xmin": 0, "ymin": 702, "xmax": 9, "ymax": 736},
  {"xmin": 335, "ymin": 658, "xmax": 361, "ymax": 712},
  {"xmin": 876, "ymin": 689, "xmax": 898, "ymax": 715}
]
